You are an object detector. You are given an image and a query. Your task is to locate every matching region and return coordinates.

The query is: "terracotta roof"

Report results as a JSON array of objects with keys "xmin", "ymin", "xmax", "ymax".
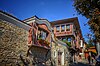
[{"xmin": 84, "ymin": 46, "xmax": 97, "ymax": 53}]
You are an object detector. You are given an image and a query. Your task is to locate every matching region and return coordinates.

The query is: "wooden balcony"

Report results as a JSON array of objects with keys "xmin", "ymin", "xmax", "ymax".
[
  {"xmin": 55, "ymin": 31, "xmax": 73, "ymax": 37},
  {"xmin": 37, "ymin": 39, "xmax": 50, "ymax": 49}
]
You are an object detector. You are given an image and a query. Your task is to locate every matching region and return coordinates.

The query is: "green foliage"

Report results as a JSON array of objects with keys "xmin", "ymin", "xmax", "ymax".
[
  {"xmin": 73, "ymin": 0, "xmax": 100, "ymax": 18},
  {"xmin": 86, "ymin": 44, "xmax": 94, "ymax": 48},
  {"xmin": 86, "ymin": 34, "xmax": 95, "ymax": 48},
  {"xmin": 62, "ymin": 40, "xmax": 71, "ymax": 47},
  {"xmin": 73, "ymin": 0, "xmax": 100, "ymax": 42}
]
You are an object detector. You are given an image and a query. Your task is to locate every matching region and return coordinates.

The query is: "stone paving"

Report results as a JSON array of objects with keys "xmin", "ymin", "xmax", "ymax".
[
  {"xmin": 73, "ymin": 62, "xmax": 89, "ymax": 66},
  {"xmin": 69, "ymin": 59, "xmax": 96, "ymax": 66}
]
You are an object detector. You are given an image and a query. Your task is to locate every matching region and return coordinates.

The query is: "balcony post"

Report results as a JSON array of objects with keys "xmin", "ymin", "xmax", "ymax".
[{"xmin": 60, "ymin": 25, "xmax": 61, "ymax": 32}]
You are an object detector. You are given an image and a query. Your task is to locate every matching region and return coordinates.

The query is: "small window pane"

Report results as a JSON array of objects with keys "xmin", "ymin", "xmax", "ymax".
[
  {"xmin": 67, "ymin": 37, "xmax": 71, "ymax": 42},
  {"xmin": 66, "ymin": 24, "xmax": 70, "ymax": 31},
  {"xmin": 61, "ymin": 25, "xmax": 65, "ymax": 32},
  {"xmin": 56, "ymin": 26, "xmax": 60, "ymax": 32},
  {"xmin": 38, "ymin": 30, "xmax": 47, "ymax": 40},
  {"xmin": 62, "ymin": 37, "xmax": 66, "ymax": 41}
]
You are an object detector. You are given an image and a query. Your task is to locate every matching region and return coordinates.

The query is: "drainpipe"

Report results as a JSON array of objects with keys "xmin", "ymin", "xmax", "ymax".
[{"xmin": 97, "ymin": 42, "xmax": 100, "ymax": 55}]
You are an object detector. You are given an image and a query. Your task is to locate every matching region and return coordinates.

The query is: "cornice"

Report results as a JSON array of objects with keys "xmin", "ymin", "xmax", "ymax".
[{"xmin": 0, "ymin": 10, "xmax": 31, "ymax": 31}]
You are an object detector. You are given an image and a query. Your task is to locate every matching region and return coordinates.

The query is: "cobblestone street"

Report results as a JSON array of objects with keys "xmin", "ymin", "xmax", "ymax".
[
  {"xmin": 69, "ymin": 61, "xmax": 95, "ymax": 66},
  {"xmin": 72, "ymin": 62, "xmax": 89, "ymax": 66},
  {"xmin": 69, "ymin": 62, "xmax": 92, "ymax": 66}
]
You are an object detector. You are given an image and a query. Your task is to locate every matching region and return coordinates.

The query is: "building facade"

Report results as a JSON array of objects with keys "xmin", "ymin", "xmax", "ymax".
[
  {"xmin": 23, "ymin": 16, "xmax": 52, "ymax": 66},
  {"xmin": 23, "ymin": 16, "xmax": 70, "ymax": 66},
  {"xmin": 50, "ymin": 17, "xmax": 84, "ymax": 62},
  {"xmin": 51, "ymin": 32, "xmax": 69, "ymax": 66},
  {"xmin": 0, "ymin": 10, "xmax": 83, "ymax": 66}
]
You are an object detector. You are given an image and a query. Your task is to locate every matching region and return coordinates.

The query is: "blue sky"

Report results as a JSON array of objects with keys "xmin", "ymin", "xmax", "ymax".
[{"xmin": 0, "ymin": 0, "xmax": 91, "ymax": 41}]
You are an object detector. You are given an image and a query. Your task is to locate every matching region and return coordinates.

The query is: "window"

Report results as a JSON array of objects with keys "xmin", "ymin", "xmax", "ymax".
[
  {"xmin": 56, "ymin": 26, "xmax": 60, "ymax": 32},
  {"xmin": 62, "ymin": 37, "xmax": 66, "ymax": 41},
  {"xmin": 57, "ymin": 37, "xmax": 61, "ymax": 41},
  {"xmin": 61, "ymin": 25, "xmax": 65, "ymax": 32},
  {"xmin": 66, "ymin": 24, "xmax": 70, "ymax": 31},
  {"xmin": 38, "ymin": 29, "xmax": 48, "ymax": 40},
  {"xmin": 67, "ymin": 37, "xmax": 71, "ymax": 42},
  {"xmin": 41, "ymin": 31, "xmax": 46, "ymax": 40}
]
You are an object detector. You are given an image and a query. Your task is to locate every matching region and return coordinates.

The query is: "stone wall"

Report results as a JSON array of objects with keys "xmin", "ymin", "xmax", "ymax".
[{"xmin": 0, "ymin": 20, "xmax": 29, "ymax": 66}]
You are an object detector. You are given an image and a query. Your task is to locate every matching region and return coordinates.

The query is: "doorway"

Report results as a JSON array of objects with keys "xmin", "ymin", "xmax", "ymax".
[{"xmin": 58, "ymin": 51, "xmax": 64, "ymax": 65}]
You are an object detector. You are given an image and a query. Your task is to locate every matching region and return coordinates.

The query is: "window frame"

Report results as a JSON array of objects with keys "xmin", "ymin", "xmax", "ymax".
[
  {"xmin": 56, "ymin": 25, "xmax": 60, "ymax": 32},
  {"xmin": 66, "ymin": 24, "xmax": 70, "ymax": 31},
  {"xmin": 37, "ymin": 28, "xmax": 48, "ymax": 40},
  {"xmin": 61, "ymin": 24, "xmax": 65, "ymax": 32}
]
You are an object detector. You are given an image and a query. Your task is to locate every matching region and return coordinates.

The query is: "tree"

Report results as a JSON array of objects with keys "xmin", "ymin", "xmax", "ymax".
[
  {"xmin": 85, "ymin": 33, "xmax": 94, "ymax": 48},
  {"xmin": 73, "ymin": 0, "xmax": 100, "ymax": 42}
]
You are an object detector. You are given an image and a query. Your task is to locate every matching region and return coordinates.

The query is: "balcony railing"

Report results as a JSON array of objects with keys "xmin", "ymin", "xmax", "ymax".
[
  {"xmin": 55, "ymin": 31, "xmax": 72, "ymax": 36},
  {"xmin": 37, "ymin": 38, "xmax": 50, "ymax": 48}
]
